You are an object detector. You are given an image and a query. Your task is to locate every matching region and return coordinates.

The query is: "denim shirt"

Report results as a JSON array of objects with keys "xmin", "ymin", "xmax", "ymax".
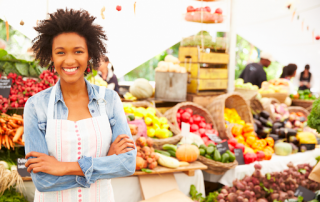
[{"xmin": 24, "ymin": 79, "xmax": 136, "ymax": 192}]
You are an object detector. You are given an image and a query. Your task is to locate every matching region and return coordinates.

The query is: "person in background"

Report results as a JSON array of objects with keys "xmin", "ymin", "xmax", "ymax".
[
  {"xmin": 299, "ymin": 64, "xmax": 313, "ymax": 90},
  {"xmin": 280, "ymin": 63, "xmax": 297, "ymax": 94},
  {"xmin": 239, "ymin": 52, "xmax": 273, "ymax": 88},
  {"xmin": 98, "ymin": 56, "xmax": 120, "ymax": 93}
]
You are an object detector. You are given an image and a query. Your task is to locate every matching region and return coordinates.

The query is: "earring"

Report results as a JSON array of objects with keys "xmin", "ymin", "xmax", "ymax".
[
  {"xmin": 49, "ymin": 62, "xmax": 55, "ymax": 72},
  {"xmin": 86, "ymin": 65, "xmax": 91, "ymax": 73}
]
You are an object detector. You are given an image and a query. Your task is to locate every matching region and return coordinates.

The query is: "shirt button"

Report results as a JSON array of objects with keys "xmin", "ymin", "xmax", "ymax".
[{"xmin": 91, "ymin": 110, "xmax": 95, "ymax": 113}]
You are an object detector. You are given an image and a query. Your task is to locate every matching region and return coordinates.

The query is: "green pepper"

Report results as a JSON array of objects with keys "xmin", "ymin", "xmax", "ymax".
[
  {"xmin": 162, "ymin": 144, "xmax": 177, "ymax": 152},
  {"xmin": 205, "ymin": 154, "xmax": 213, "ymax": 160},
  {"xmin": 199, "ymin": 148, "xmax": 206, "ymax": 156},
  {"xmin": 141, "ymin": 168, "xmax": 153, "ymax": 173},
  {"xmin": 206, "ymin": 146, "xmax": 215, "ymax": 155},
  {"xmin": 221, "ymin": 153, "xmax": 230, "ymax": 163},
  {"xmin": 213, "ymin": 150, "xmax": 221, "ymax": 162},
  {"xmin": 225, "ymin": 150, "xmax": 235, "ymax": 162},
  {"xmin": 155, "ymin": 149, "xmax": 170, "ymax": 157},
  {"xmin": 199, "ymin": 144, "xmax": 207, "ymax": 150},
  {"xmin": 166, "ymin": 149, "xmax": 176, "ymax": 157}
]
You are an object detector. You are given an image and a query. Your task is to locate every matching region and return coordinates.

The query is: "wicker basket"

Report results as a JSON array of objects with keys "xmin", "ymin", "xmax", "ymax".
[
  {"xmin": 124, "ymin": 101, "xmax": 182, "ymax": 149},
  {"xmin": 207, "ymin": 93, "xmax": 253, "ymax": 140},
  {"xmin": 260, "ymin": 93, "xmax": 288, "ymax": 103},
  {"xmin": 234, "ymin": 88, "xmax": 258, "ymax": 102},
  {"xmin": 291, "ymin": 99, "xmax": 314, "ymax": 109},
  {"xmin": 164, "ymin": 102, "xmax": 216, "ymax": 133},
  {"xmin": 198, "ymin": 156, "xmax": 238, "ymax": 175},
  {"xmin": 288, "ymin": 106, "xmax": 310, "ymax": 117},
  {"xmin": 250, "ymin": 98, "xmax": 264, "ymax": 115},
  {"xmin": 261, "ymin": 98, "xmax": 280, "ymax": 121}
]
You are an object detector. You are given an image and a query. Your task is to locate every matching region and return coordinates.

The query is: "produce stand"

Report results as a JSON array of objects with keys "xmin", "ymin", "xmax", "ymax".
[{"xmin": 203, "ymin": 148, "xmax": 320, "ymax": 186}]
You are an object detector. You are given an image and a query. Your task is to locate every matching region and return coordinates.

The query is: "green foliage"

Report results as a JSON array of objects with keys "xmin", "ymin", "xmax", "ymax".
[
  {"xmin": 307, "ymin": 98, "xmax": 320, "ymax": 133},
  {"xmin": 0, "ymin": 188, "xmax": 28, "ymax": 202}
]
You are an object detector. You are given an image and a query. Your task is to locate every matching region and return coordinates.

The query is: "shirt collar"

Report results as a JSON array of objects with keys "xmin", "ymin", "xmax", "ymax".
[{"xmin": 54, "ymin": 79, "xmax": 98, "ymax": 104}]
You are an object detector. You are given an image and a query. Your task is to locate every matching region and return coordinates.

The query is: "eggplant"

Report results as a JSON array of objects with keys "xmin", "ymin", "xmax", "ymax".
[
  {"xmin": 254, "ymin": 119, "xmax": 263, "ymax": 129},
  {"xmin": 253, "ymin": 114, "xmax": 259, "ymax": 120},
  {"xmin": 277, "ymin": 128, "xmax": 297, "ymax": 138},
  {"xmin": 269, "ymin": 134, "xmax": 279, "ymax": 142},
  {"xmin": 257, "ymin": 127, "xmax": 272, "ymax": 139},
  {"xmin": 259, "ymin": 117, "xmax": 273, "ymax": 128},
  {"xmin": 260, "ymin": 111, "xmax": 270, "ymax": 119},
  {"xmin": 299, "ymin": 117, "xmax": 306, "ymax": 122},
  {"xmin": 272, "ymin": 122, "xmax": 283, "ymax": 134},
  {"xmin": 288, "ymin": 136, "xmax": 299, "ymax": 145}
]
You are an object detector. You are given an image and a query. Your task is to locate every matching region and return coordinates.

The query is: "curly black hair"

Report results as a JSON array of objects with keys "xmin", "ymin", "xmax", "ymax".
[{"xmin": 32, "ymin": 9, "xmax": 107, "ymax": 71}]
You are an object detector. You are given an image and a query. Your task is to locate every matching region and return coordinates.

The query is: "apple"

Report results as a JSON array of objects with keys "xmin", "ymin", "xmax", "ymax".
[
  {"xmin": 116, "ymin": 5, "xmax": 122, "ymax": 11},
  {"xmin": 215, "ymin": 8, "xmax": 223, "ymax": 14},
  {"xmin": 316, "ymin": 35, "xmax": 320, "ymax": 40},
  {"xmin": 187, "ymin": 6, "xmax": 195, "ymax": 13},
  {"xmin": 204, "ymin": 6, "xmax": 211, "ymax": 12}
]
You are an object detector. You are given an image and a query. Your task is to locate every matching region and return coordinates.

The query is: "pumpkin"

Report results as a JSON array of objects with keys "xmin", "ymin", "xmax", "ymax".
[
  {"xmin": 129, "ymin": 78, "xmax": 153, "ymax": 99},
  {"xmin": 176, "ymin": 144, "xmax": 199, "ymax": 163}
]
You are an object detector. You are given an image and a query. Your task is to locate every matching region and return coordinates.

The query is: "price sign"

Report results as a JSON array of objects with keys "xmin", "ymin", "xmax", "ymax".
[
  {"xmin": 181, "ymin": 122, "xmax": 190, "ymax": 137},
  {"xmin": 294, "ymin": 186, "xmax": 316, "ymax": 201},
  {"xmin": 17, "ymin": 158, "xmax": 30, "ymax": 177},
  {"xmin": 207, "ymin": 134, "xmax": 222, "ymax": 143},
  {"xmin": 300, "ymin": 144, "xmax": 315, "ymax": 152},
  {"xmin": 234, "ymin": 149, "xmax": 245, "ymax": 165},
  {"xmin": 216, "ymin": 141, "xmax": 229, "ymax": 155},
  {"xmin": 0, "ymin": 79, "xmax": 12, "ymax": 98}
]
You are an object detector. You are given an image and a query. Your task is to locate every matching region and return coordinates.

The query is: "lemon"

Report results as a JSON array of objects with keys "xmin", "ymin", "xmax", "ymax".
[
  {"xmin": 161, "ymin": 124, "xmax": 169, "ymax": 130},
  {"xmin": 144, "ymin": 117, "xmax": 153, "ymax": 126},
  {"xmin": 159, "ymin": 117, "xmax": 168, "ymax": 125},
  {"xmin": 147, "ymin": 128, "xmax": 156, "ymax": 138},
  {"xmin": 155, "ymin": 128, "xmax": 169, "ymax": 139}
]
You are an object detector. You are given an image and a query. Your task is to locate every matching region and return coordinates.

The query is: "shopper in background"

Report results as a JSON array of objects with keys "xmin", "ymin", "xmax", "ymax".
[
  {"xmin": 299, "ymin": 64, "xmax": 313, "ymax": 90},
  {"xmin": 280, "ymin": 63, "xmax": 297, "ymax": 94},
  {"xmin": 239, "ymin": 52, "xmax": 273, "ymax": 88},
  {"xmin": 98, "ymin": 56, "xmax": 120, "ymax": 93}
]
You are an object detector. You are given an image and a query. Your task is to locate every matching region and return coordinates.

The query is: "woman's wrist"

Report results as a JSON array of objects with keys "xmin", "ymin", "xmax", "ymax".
[{"xmin": 62, "ymin": 162, "xmax": 85, "ymax": 176}]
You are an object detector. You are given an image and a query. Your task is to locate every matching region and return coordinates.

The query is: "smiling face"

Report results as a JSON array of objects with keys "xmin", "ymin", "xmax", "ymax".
[{"xmin": 51, "ymin": 32, "xmax": 89, "ymax": 84}]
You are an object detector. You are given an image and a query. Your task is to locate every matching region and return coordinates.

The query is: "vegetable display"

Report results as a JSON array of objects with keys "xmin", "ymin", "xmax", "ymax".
[
  {"xmin": 0, "ymin": 113, "xmax": 24, "ymax": 149},
  {"xmin": 290, "ymin": 89, "xmax": 316, "ymax": 100},
  {"xmin": 129, "ymin": 78, "xmax": 153, "ymax": 99},
  {"xmin": 308, "ymin": 98, "xmax": 320, "ymax": 133},
  {"xmin": 234, "ymin": 79, "xmax": 259, "ymax": 90},
  {"xmin": 198, "ymin": 143, "xmax": 236, "ymax": 163},
  {"xmin": 185, "ymin": 6, "xmax": 224, "ymax": 23},
  {"xmin": 258, "ymin": 79, "xmax": 289, "ymax": 94},
  {"xmin": 155, "ymin": 55, "xmax": 186, "ymax": 73},
  {"xmin": 217, "ymin": 162, "xmax": 320, "ymax": 201},
  {"xmin": 136, "ymin": 137, "xmax": 158, "ymax": 171},
  {"xmin": 225, "ymin": 108, "xmax": 246, "ymax": 126},
  {"xmin": 175, "ymin": 144, "xmax": 199, "ymax": 163}
]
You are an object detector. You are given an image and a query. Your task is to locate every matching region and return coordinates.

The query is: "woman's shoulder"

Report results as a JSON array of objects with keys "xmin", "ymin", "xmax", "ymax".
[{"xmin": 25, "ymin": 87, "xmax": 53, "ymax": 108}]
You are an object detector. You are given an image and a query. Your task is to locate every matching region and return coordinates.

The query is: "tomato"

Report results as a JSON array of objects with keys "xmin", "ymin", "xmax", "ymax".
[
  {"xmin": 204, "ymin": 6, "xmax": 211, "ymax": 12},
  {"xmin": 186, "ymin": 6, "xmax": 194, "ymax": 13},
  {"xmin": 199, "ymin": 122, "xmax": 206, "ymax": 129},
  {"xmin": 228, "ymin": 138, "xmax": 238, "ymax": 147},
  {"xmin": 185, "ymin": 108, "xmax": 193, "ymax": 115},
  {"xmin": 235, "ymin": 143, "xmax": 245, "ymax": 152},
  {"xmin": 193, "ymin": 115, "xmax": 202, "ymax": 125},
  {"xmin": 178, "ymin": 109, "xmax": 185, "ymax": 114},
  {"xmin": 215, "ymin": 8, "xmax": 223, "ymax": 14},
  {"xmin": 202, "ymin": 136, "xmax": 209, "ymax": 143},
  {"xmin": 199, "ymin": 128, "xmax": 206, "ymax": 136},
  {"xmin": 206, "ymin": 123, "xmax": 212, "ymax": 129},
  {"xmin": 190, "ymin": 124, "xmax": 199, "ymax": 132},
  {"xmin": 181, "ymin": 112, "xmax": 191, "ymax": 122},
  {"xmin": 228, "ymin": 144, "xmax": 235, "ymax": 152},
  {"xmin": 189, "ymin": 117, "xmax": 194, "ymax": 125},
  {"xmin": 176, "ymin": 113, "xmax": 181, "ymax": 121}
]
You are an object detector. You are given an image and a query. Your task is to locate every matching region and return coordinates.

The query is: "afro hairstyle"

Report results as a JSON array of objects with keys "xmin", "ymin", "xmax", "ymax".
[{"xmin": 32, "ymin": 9, "xmax": 107, "ymax": 71}]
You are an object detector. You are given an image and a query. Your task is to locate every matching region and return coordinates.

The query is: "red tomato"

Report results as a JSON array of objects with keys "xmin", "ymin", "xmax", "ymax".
[
  {"xmin": 176, "ymin": 113, "xmax": 181, "ymax": 121},
  {"xmin": 256, "ymin": 151, "xmax": 265, "ymax": 161},
  {"xmin": 190, "ymin": 124, "xmax": 199, "ymax": 132},
  {"xmin": 187, "ymin": 6, "xmax": 195, "ymax": 13},
  {"xmin": 193, "ymin": 115, "xmax": 202, "ymax": 125},
  {"xmin": 316, "ymin": 35, "xmax": 320, "ymax": 40},
  {"xmin": 181, "ymin": 112, "xmax": 191, "ymax": 122},
  {"xmin": 235, "ymin": 143, "xmax": 245, "ymax": 152},
  {"xmin": 199, "ymin": 122, "xmax": 206, "ymax": 129},
  {"xmin": 202, "ymin": 136, "xmax": 209, "ymax": 143},
  {"xmin": 178, "ymin": 109, "xmax": 185, "ymax": 114},
  {"xmin": 200, "ymin": 116, "xmax": 205, "ymax": 122},
  {"xmin": 199, "ymin": 128, "xmax": 206, "ymax": 136},
  {"xmin": 215, "ymin": 8, "xmax": 223, "ymax": 14},
  {"xmin": 204, "ymin": 6, "xmax": 211, "ymax": 12},
  {"xmin": 244, "ymin": 152, "xmax": 257, "ymax": 164},
  {"xmin": 228, "ymin": 144, "xmax": 235, "ymax": 152},
  {"xmin": 206, "ymin": 129, "xmax": 215, "ymax": 134},
  {"xmin": 185, "ymin": 108, "xmax": 193, "ymax": 115},
  {"xmin": 228, "ymin": 138, "xmax": 238, "ymax": 147},
  {"xmin": 189, "ymin": 117, "xmax": 194, "ymax": 125},
  {"xmin": 116, "ymin": 5, "xmax": 122, "ymax": 11},
  {"xmin": 206, "ymin": 123, "xmax": 212, "ymax": 129}
]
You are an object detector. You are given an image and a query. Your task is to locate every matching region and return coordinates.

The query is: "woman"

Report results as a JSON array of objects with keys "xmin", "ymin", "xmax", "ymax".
[
  {"xmin": 280, "ymin": 64, "xmax": 297, "ymax": 94},
  {"xmin": 24, "ymin": 9, "xmax": 136, "ymax": 201},
  {"xmin": 299, "ymin": 64, "xmax": 313, "ymax": 90},
  {"xmin": 98, "ymin": 56, "xmax": 119, "ymax": 93}
]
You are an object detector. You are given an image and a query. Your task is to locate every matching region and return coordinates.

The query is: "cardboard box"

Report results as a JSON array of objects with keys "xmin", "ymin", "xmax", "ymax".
[{"xmin": 140, "ymin": 189, "xmax": 193, "ymax": 202}]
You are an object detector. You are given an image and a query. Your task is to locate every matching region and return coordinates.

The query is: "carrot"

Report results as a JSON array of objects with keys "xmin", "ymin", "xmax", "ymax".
[
  {"xmin": 8, "ymin": 138, "xmax": 14, "ymax": 150},
  {"xmin": 5, "ymin": 135, "xmax": 10, "ymax": 149},
  {"xmin": 0, "ymin": 135, "xmax": 2, "ymax": 149},
  {"xmin": 13, "ymin": 127, "xmax": 24, "ymax": 142},
  {"xmin": 5, "ymin": 21, "xmax": 9, "ymax": 41},
  {"xmin": 8, "ymin": 120, "xmax": 19, "ymax": 129},
  {"xmin": 10, "ymin": 117, "xmax": 24, "ymax": 125},
  {"xmin": 15, "ymin": 140, "xmax": 25, "ymax": 146}
]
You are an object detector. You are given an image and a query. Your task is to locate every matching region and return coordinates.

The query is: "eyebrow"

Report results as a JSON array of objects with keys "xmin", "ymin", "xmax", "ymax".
[{"xmin": 54, "ymin": 46, "xmax": 85, "ymax": 51}]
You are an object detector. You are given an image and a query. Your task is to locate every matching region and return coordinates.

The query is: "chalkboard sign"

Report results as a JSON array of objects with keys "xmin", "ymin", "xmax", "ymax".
[
  {"xmin": 207, "ymin": 134, "xmax": 222, "ymax": 143},
  {"xmin": 17, "ymin": 158, "xmax": 30, "ymax": 177},
  {"xmin": 234, "ymin": 149, "xmax": 245, "ymax": 165},
  {"xmin": 216, "ymin": 141, "xmax": 229, "ymax": 155},
  {"xmin": 0, "ymin": 79, "xmax": 12, "ymax": 98},
  {"xmin": 300, "ymin": 144, "xmax": 315, "ymax": 152},
  {"xmin": 294, "ymin": 186, "xmax": 316, "ymax": 201}
]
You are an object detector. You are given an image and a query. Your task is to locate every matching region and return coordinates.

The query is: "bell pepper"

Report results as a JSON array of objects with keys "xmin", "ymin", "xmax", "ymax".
[
  {"xmin": 251, "ymin": 140, "xmax": 265, "ymax": 150},
  {"xmin": 263, "ymin": 150, "xmax": 273, "ymax": 160},
  {"xmin": 265, "ymin": 137, "xmax": 274, "ymax": 147},
  {"xmin": 243, "ymin": 131, "xmax": 256, "ymax": 139},
  {"xmin": 256, "ymin": 151, "xmax": 265, "ymax": 161},
  {"xmin": 228, "ymin": 138, "xmax": 238, "ymax": 147},
  {"xmin": 243, "ymin": 123, "xmax": 254, "ymax": 133},
  {"xmin": 235, "ymin": 135, "xmax": 245, "ymax": 144},
  {"xmin": 260, "ymin": 139, "xmax": 267, "ymax": 148},
  {"xmin": 234, "ymin": 143, "xmax": 245, "ymax": 152},
  {"xmin": 232, "ymin": 125, "xmax": 243, "ymax": 137},
  {"xmin": 244, "ymin": 146, "xmax": 255, "ymax": 154},
  {"xmin": 264, "ymin": 146, "xmax": 274, "ymax": 153},
  {"xmin": 246, "ymin": 136, "xmax": 257, "ymax": 146},
  {"xmin": 244, "ymin": 152, "xmax": 257, "ymax": 164}
]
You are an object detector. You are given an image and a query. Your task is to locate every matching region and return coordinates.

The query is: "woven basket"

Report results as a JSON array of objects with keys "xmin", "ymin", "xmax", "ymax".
[
  {"xmin": 288, "ymin": 106, "xmax": 310, "ymax": 117},
  {"xmin": 225, "ymin": 123, "xmax": 241, "ymax": 140},
  {"xmin": 164, "ymin": 102, "xmax": 216, "ymax": 133},
  {"xmin": 261, "ymin": 98, "xmax": 280, "ymax": 121},
  {"xmin": 198, "ymin": 156, "xmax": 238, "ymax": 175},
  {"xmin": 250, "ymin": 98, "xmax": 264, "ymax": 115},
  {"xmin": 234, "ymin": 88, "xmax": 258, "ymax": 102},
  {"xmin": 291, "ymin": 99, "xmax": 314, "ymax": 109},
  {"xmin": 124, "ymin": 101, "xmax": 182, "ymax": 149},
  {"xmin": 260, "ymin": 93, "xmax": 288, "ymax": 103},
  {"xmin": 207, "ymin": 93, "xmax": 253, "ymax": 140}
]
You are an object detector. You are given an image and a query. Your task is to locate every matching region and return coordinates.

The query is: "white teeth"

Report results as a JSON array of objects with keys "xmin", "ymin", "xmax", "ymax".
[{"xmin": 63, "ymin": 67, "xmax": 78, "ymax": 72}]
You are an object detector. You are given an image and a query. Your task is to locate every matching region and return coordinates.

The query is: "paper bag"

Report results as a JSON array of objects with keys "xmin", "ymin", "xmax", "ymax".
[{"xmin": 309, "ymin": 162, "xmax": 320, "ymax": 183}]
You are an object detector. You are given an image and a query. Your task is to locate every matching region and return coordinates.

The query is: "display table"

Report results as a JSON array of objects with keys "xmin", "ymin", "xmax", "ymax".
[
  {"xmin": 20, "ymin": 170, "xmax": 205, "ymax": 202},
  {"xmin": 203, "ymin": 149, "xmax": 320, "ymax": 187}
]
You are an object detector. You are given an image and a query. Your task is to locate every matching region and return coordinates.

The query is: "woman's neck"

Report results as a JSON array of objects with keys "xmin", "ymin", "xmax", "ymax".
[{"xmin": 60, "ymin": 77, "xmax": 88, "ymax": 100}]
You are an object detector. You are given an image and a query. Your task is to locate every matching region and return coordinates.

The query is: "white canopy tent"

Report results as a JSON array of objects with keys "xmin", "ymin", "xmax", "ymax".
[{"xmin": 0, "ymin": 0, "xmax": 319, "ymax": 90}]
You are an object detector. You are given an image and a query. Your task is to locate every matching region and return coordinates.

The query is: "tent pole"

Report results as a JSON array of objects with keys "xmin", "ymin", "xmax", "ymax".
[
  {"xmin": 227, "ymin": 0, "xmax": 236, "ymax": 93},
  {"xmin": 46, "ymin": 0, "xmax": 49, "ymax": 19}
]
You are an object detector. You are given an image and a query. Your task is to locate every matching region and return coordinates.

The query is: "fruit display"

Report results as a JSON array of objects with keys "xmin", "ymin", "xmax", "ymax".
[
  {"xmin": 0, "ymin": 113, "xmax": 24, "ymax": 149},
  {"xmin": 290, "ymin": 89, "xmax": 316, "ymax": 100},
  {"xmin": 129, "ymin": 78, "xmax": 153, "ymax": 99},
  {"xmin": 155, "ymin": 55, "xmax": 186, "ymax": 73},
  {"xmin": 234, "ymin": 79, "xmax": 259, "ymax": 90},
  {"xmin": 135, "ymin": 137, "xmax": 158, "ymax": 171},
  {"xmin": 185, "ymin": 6, "xmax": 224, "ymax": 23},
  {"xmin": 87, "ymin": 74, "xmax": 108, "ymax": 87},
  {"xmin": 176, "ymin": 107, "xmax": 217, "ymax": 140},
  {"xmin": 198, "ymin": 143, "xmax": 236, "ymax": 164},
  {"xmin": 123, "ymin": 103, "xmax": 174, "ymax": 139},
  {"xmin": 215, "ymin": 162, "xmax": 320, "ymax": 201},
  {"xmin": 258, "ymin": 79, "xmax": 289, "ymax": 94},
  {"xmin": 224, "ymin": 108, "xmax": 246, "ymax": 126},
  {"xmin": 123, "ymin": 92, "xmax": 138, "ymax": 101},
  {"xmin": 0, "ymin": 71, "xmax": 58, "ymax": 113}
]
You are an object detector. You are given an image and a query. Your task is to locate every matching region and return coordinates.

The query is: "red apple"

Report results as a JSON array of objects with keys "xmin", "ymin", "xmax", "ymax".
[
  {"xmin": 116, "ymin": 5, "xmax": 122, "ymax": 11},
  {"xmin": 215, "ymin": 8, "xmax": 222, "ymax": 14},
  {"xmin": 187, "ymin": 6, "xmax": 194, "ymax": 13},
  {"xmin": 316, "ymin": 35, "xmax": 320, "ymax": 40},
  {"xmin": 204, "ymin": 6, "xmax": 211, "ymax": 12}
]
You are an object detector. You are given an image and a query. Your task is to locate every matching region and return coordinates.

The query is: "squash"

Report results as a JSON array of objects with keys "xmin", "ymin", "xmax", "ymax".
[
  {"xmin": 274, "ymin": 142, "xmax": 292, "ymax": 156},
  {"xmin": 129, "ymin": 78, "xmax": 153, "ymax": 99},
  {"xmin": 176, "ymin": 144, "xmax": 199, "ymax": 163}
]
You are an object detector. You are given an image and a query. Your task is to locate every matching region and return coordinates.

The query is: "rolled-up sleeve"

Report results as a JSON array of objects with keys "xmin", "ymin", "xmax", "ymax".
[
  {"xmin": 24, "ymin": 98, "xmax": 87, "ymax": 192},
  {"xmin": 77, "ymin": 91, "xmax": 136, "ymax": 185}
]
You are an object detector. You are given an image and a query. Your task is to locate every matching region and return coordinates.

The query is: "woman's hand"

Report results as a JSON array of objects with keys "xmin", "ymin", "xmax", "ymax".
[
  {"xmin": 25, "ymin": 152, "xmax": 67, "ymax": 176},
  {"xmin": 108, "ymin": 134, "xmax": 135, "ymax": 156}
]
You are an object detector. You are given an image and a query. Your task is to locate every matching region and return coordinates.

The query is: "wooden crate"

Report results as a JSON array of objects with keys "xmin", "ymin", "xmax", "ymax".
[
  {"xmin": 187, "ymin": 92, "xmax": 225, "ymax": 108},
  {"xmin": 155, "ymin": 72, "xmax": 188, "ymax": 102},
  {"xmin": 179, "ymin": 47, "xmax": 229, "ymax": 64},
  {"xmin": 187, "ymin": 79, "xmax": 228, "ymax": 94},
  {"xmin": 180, "ymin": 63, "xmax": 228, "ymax": 79}
]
